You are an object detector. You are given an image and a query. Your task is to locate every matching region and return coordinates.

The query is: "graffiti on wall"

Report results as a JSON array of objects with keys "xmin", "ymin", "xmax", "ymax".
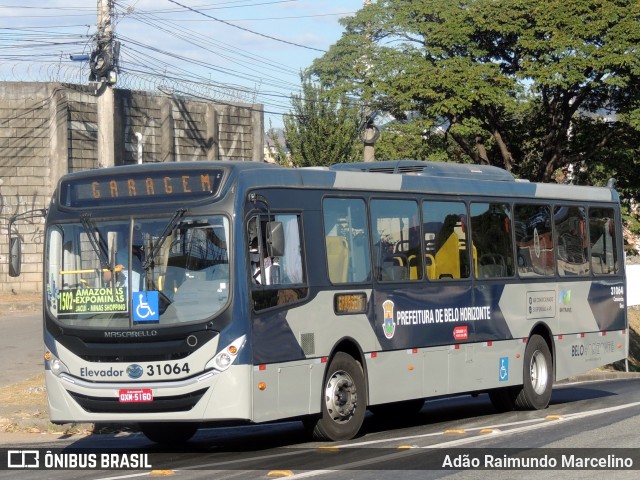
[{"xmin": 0, "ymin": 191, "xmax": 46, "ymax": 265}]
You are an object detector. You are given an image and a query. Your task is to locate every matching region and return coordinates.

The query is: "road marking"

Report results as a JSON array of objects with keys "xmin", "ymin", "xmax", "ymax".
[
  {"xmin": 316, "ymin": 446, "xmax": 340, "ymax": 453},
  {"xmin": 97, "ymin": 474, "xmax": 152, "ymax": 480},
  {"xmin": 281, "ymin": 400, "xmax": 640, "ymax": 478},
  {"xmin": 267, "ymin": 470, "xmax": 294, "ymax": 477},
  {"xmin": 562, "ymin": 401, "xmax": 640, "ymax": 420},
  {"xmin": 127, "ymin": 400, "xmax": 640, "ymax": 477}
]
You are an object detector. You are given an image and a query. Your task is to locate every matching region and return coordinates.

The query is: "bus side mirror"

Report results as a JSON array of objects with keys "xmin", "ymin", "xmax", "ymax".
[
  {"xmin": 267, "ymin": 221, "xmax": 285, "ymax": 257},
  {"xmin": 9, "ymin": 235, "xmax": 22, "ymax": 277}
]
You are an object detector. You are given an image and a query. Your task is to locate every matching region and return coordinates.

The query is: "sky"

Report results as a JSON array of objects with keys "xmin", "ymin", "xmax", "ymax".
[{"xmin": 0, "ymin": 0, "xmax": 365, "ymax": 128}]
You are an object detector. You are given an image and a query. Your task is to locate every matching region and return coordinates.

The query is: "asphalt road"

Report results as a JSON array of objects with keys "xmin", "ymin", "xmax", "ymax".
[
  {"xmin": 0, "ymin": 312, "xmax": 43, "ymax": 385},
  {"xmin": 1, "ymin": 377, "xmax": 640, "ymax": 479}
]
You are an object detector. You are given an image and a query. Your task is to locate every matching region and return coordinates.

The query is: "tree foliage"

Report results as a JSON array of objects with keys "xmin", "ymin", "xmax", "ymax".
[
  {"xmin": 309, "ymin": 0, "xmax": 640, "ymax": 185},
  {"xmin": 274, "ymin": 79, "xmax": 362, "ymax": 167}
]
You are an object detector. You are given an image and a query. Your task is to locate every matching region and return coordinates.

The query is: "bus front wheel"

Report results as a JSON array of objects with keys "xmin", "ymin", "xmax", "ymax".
[
  {"xmin": 306, "ymin": 352, "xmax": 366, "ymax": 441},
  {"xmin": 140, "ymin": 422, "xmax": 199, "ymax": 444}
]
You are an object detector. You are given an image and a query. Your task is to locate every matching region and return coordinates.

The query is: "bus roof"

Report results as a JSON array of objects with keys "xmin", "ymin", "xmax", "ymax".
[
  {"xmin": 329, "ymin": 160, "xmax": 518, "ymax": 182},
  {"xmin": 56, "ymin": 160, "xmax": 619, "ymax": 207}
]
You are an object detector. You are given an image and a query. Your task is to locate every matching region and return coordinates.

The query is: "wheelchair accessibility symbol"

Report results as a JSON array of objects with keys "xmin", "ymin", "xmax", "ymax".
[
  {"xmin": 499, "ymin": 357, "xmax": 509, "ymax": 382},
  {"xmin": 133, "ymin": 291, "xmax": 159, "ymax": 322}
]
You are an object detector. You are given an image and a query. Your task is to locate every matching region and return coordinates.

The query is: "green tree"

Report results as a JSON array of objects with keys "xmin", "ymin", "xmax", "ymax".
[
  {"xmin": 309, "ymin": 0, "xmax": 640, "ymax": 183},
  {"xmin": 273, "ymin": 79, "xmax": 362, "ymax": 167},
  {"xmin": 373, "ymin": 120, "xmax": 449, "ymax": 162}
]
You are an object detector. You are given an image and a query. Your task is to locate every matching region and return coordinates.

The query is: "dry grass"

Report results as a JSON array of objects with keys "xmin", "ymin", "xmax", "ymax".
[
  {"xmin": 626, "ymin": 307, "xmax": 640, "ymax": 371},
  {"xmin": 0, "ymin": 292, "xmax": 40, "ymax": 302},
  {"xmin": 0, "ymin": 373, "xmax": 55, "ymax": 434},
  {"xmin": 0, "ymin": 373, "xmax": 47, "ymax": 407}
]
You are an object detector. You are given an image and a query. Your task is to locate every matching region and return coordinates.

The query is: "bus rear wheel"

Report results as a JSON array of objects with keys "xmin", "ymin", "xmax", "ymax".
[
  {"xmin": 139, "ymin": 422, "xmax": 199, "ymax": 444},
  {"xmin": 306, "ymin": 352, "xmax": 366, "ymax": 441},
  {"xmin": 488, "ymin": 387, "xmax": 517, "ymax": 412},
  {"xmin": 489, "ymin": 334, "xmax": 552, "ymax": 412},
  {"xmin": 515, "ymin": 334, "xmax": 553, "ymax": 410}
]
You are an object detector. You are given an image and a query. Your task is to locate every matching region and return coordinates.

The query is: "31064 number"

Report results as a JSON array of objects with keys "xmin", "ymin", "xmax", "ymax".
[{"xmin": 146, "ymin": 363, "xmax": 190, "ymax": 377}]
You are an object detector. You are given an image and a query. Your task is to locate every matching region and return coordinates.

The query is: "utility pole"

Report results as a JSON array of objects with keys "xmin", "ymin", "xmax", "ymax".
[
  {"xmin": 362, "ymin": 0, "xmax": 377, "ymax": 162},
  {"xmin": 92, "ymin": 0, "xmax": 118, "ymax": 168}
]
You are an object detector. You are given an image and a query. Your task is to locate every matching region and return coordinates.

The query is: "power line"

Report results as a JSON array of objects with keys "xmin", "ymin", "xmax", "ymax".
[
  {"xmin": 118, "ymin": 36, "xmax": 300, "ymax": 91},
  {"xmin": 148, "ymin": 11, "xmax": 357, "ymax": 23},
  {"xmin": 114, "ymin": 5, "xmax": 301, "ymax": 78},
  {"xmin": 131, "ymin": 0, "xmax": 299, "ymax": 14},
  {"xmin": 165, "ymin": 0, "xmax": 326, "ymax": 53},
  {"xmin": 211, "ymin": 12, "xmax": 357, "ymax": 22}
]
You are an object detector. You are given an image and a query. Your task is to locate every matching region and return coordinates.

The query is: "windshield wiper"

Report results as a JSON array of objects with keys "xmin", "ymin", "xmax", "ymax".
[
  {"xmin": 80, "ymin": 214, "xmax": 110, "ymax": 270},
  {"xmin": 142, "ymin": 208, "xmax": 187, "ymax": 271}
]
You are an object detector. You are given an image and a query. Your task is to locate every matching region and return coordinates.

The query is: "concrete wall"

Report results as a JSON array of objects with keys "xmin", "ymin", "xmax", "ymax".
[{"xmin": 0, "ymin": 81, "xmax": 264, "ymax": 294}]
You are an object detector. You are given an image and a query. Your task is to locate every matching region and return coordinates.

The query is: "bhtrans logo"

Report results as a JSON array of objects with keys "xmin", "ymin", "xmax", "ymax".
[{"xmin": 559, "ymin": 289, "xmax": 572, "ymax": 313}]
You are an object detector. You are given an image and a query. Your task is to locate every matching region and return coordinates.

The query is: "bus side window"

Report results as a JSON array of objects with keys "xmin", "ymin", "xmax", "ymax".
[
  {"xmin": 370, "ymin": 199, "xmax": 421, "ymax": 282},
  {"xmin": 470, "ymin": 202, "xmax": 515, "ymax": 279},
  {"xmin": 554, "ymin": 206, "xmax": 589, "ymax": 276},
  {"xmin": 249, "ymin": 213, "xmax": 306, "ymax": 311},
  {"xmin": 589, "ymin": 207, "xmax": 618, "ymax": 275},
  {"xmin": 322, "ymin": 197, "xmax": 372, "ymax": 284},
  {"xmin": 422, "ymin": 201, "xmax": 469, "ymax": 280},
  {"xmin": 514, "ymin": 204, "xmax": 554, "ymax": 277}
]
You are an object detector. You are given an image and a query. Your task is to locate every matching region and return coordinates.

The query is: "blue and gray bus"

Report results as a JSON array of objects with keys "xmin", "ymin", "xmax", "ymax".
[{"xmin": 9, "ymin": 160, "xmax": 628, "ymax": 443}]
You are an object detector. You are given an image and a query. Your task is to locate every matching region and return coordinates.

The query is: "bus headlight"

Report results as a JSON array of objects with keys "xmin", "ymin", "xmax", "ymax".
[
  {"xmin": 206, "ymin": 335, "xmax": 246, "ymax": 373},
  {"xmin": 45, "ymin": 350, "xmax": 69, "ymax": 376}
]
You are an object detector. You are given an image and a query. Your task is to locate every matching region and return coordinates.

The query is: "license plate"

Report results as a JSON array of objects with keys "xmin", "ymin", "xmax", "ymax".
[{"xmin": 118, "ymin": 389, "xmax": 153, "ymax": 403}]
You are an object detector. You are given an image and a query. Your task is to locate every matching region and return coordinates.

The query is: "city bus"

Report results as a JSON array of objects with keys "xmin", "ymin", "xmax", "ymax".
[{"xmin": 9, "ymin": 160, "xmax": 628, "ymax": 443}]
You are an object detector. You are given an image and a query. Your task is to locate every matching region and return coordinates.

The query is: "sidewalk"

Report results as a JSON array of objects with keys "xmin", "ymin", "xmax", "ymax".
[{"xmin": 0, "ymin": 291, "xmax": 41, "ymax": 316}]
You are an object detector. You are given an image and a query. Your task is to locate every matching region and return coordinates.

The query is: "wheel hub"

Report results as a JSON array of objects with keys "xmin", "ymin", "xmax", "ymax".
[
  {"xmin": 325, "ymin": 370, "xmax": 357, "ymax": 424},
  {"xmin": 530, "ymin": 349, "xmax": 549, "ymax": 395}
]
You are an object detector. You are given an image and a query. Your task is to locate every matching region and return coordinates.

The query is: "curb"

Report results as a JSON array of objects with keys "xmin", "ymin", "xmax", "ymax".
[
  {"xmin": 5, "ymin": 303, "xmax": 41, "ymax": 314},
  {"xmin": 0, "ymin": 299, "xmax": 41, "ymax": 316},
  {"xmin": 558, "ymin": 370, "xmax": 640, "ymax": 384}
]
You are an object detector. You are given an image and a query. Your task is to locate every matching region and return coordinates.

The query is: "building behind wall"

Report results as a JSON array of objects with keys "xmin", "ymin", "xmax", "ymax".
[{"xmin": 0, "ymin": 81, "xmax": 264, "ymax": 294}]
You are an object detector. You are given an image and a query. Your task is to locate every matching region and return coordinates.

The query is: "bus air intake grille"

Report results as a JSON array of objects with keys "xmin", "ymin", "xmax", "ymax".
[
  {"xmin": 67, "ymin": 388, "xmax": 208, "ymax": 413},
  {"xmin": 301, "ymin": 333, "xmax": 315, "ymax": 356}
]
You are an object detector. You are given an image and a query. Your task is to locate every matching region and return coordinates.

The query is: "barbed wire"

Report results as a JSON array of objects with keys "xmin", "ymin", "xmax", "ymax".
[
  {"xmin": 117, "ymin": 70, "xmax": 257, "ymax": 104},
  {"xmin": 0, "ymin": 60, "xmax": 88, "ymax": 84},
  {"xmin": 0, "ymin": 60, "xmax": 259, "ymax": 105}
]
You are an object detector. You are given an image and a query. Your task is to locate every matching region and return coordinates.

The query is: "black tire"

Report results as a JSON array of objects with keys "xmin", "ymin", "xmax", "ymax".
[
  {"xmin": 514, "ymin": 334, "xmax": 553, "ymax": 410},
  {"xmin": 369, "ymin": 398, "xmax": 425, "ymax": 417},
  {"xmin": 139, "ymin": 422, "xmax": 199, "ymax": 444},
  {"xmin": 307, "ymin": 352, "xmax": 367, "ymax": 441},
  {"xmin": 488, "ymin": 387, "xmax": 518, "ymax": 412}
]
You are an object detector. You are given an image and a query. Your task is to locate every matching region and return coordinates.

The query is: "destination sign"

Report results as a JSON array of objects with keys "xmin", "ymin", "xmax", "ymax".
[
  {"xmin": 59, "ymin": 169, "xmax": 224, "ymax": 207},
  {"xmin": 58, "ymin": 287, "xmax": 127, "ymax": 315},
  {"xmin": 334, "ymin": 292, "xmax": 367, "ymax": 314}
]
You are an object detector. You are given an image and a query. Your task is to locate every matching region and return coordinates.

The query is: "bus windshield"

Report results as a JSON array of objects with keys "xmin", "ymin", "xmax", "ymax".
[{"xmin": 45, "ymin": 215, "xmax": 230, "ymax": 328}]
